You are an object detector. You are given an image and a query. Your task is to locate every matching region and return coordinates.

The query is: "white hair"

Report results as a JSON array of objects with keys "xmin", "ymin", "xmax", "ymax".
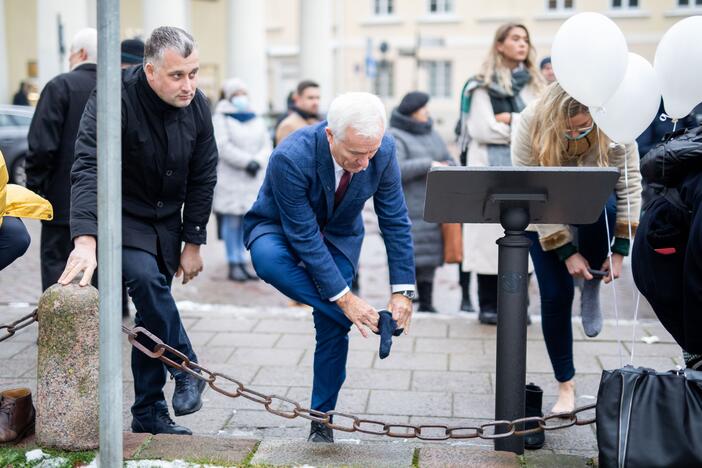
[
  {"xmin": 327, "ymin": 92, "xmax": 386, "ymax": 141},
  {"xmin": 70, "ymin": 28, "xmax": 98, "ymax": 63}
]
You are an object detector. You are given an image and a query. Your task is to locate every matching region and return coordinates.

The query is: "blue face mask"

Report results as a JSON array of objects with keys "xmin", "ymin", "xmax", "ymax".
[{"xmin": 231, "ymin": 95, "xmax": 249, "ymax": 112}]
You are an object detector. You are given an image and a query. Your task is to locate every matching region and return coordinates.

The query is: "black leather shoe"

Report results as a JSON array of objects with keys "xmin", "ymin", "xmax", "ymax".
[
  {"xmin": 478, "ymin": 310, "xmax": 498, "ymax": 325},
  {"xmin": 524, "ymin": 383, "xmax": 545, "ymax": 450},
  {"xmin": 172, "ymin": 372, "xmax": 206, "ymax": 417},
  {"xmin": 131, "ymin": 401, "xmax": 192, "ymax": 435},
  {"xmin": 308, "ymin": 421, "xmax": 334, "ymax": 443},
  {"xmin": 228, "ymin": 264, "xmax": 248, "ymax": 282}
]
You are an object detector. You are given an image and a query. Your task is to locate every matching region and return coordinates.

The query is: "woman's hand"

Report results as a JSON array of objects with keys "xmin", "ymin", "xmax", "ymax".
[
  {"xmin": 564, "ymin": 253, "xmax": 593, "ymax": 280},
  {"xmin": 601, "ymin": 253, "xmax": 624, "ymax": 284},
  {"xmin": 495, "ymin": 112, "xmax": 512, "ymax": 125}
]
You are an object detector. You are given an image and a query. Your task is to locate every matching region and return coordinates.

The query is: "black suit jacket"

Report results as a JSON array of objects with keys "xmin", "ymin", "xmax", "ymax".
[
  {"xmin": 26, "ymin": 63, "xmax": 97, "ymax": 225},
  {"xmin": 71, "ymin": 66, "xmax": 218, "ymax": 276}
]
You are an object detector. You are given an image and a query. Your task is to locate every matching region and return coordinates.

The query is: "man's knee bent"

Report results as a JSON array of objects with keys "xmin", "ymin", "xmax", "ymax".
[{"xmin": 250, "ymin": 235, "xmax": 296, "ymax": 284}]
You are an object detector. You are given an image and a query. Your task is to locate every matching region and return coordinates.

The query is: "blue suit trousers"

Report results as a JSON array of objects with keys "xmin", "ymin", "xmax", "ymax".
[{"xmin": 250, "ymin": 233, "xmax": 353, "ymax": 413}]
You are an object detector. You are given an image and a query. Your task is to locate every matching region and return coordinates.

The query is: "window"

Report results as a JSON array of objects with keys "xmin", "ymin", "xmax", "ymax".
[
  {"xmin": 611, "ymin": 0, "xmax": 639, "ymax": 7},
  {"xmin": 677, "ymin": 0, "xmax": 702, "ymax": 7},
  {"xmin": 374, "ymin": 61, "xmax": 394, "ymax": 98},
  {"xmin": 547, "ymin": 0, "xmax": 574, "ymax": 10},
  {"xmin": 427, "ymin": 61, "xmax": 452, "ymax": 98},
  {"xmin": 373, "ymin": 0, "xmax": 393, "ymax": 15},
  {"xmin": 428, "ymin": 0, "xmax": 453, "ymax": 14}
]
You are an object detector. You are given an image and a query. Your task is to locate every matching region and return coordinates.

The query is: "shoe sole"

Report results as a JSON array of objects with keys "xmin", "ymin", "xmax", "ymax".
[{"xmin": 173, "ymin": 380, "xmax": 206, "ymax": 417}]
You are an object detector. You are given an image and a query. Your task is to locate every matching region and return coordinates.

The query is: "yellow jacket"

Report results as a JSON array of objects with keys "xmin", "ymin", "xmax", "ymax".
[{"xmin": 0, "ymin": 151, "xmax": 53, "ymax": 228}]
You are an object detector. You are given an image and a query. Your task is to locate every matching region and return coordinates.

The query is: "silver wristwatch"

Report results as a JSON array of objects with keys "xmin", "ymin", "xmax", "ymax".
[{"xmin": 394, "ymin": 290, "xmax": 416, "ymax": 300}]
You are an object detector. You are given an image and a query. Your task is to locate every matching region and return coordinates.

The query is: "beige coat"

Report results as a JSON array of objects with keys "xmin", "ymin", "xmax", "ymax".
[
  {"xmin": 275, "ymin": 111, "xmax": 320, "ymax": 145},
  {"xmin": 462, "ymin": 87, "xmax": 538, "ymax": 274},
  {"xmin": 511, "ymin": 101, "xmax": 642, "ymax": 251}
]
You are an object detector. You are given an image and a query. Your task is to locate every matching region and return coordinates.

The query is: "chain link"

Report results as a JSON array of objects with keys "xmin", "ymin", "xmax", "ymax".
[
  {"xmin": 0, "ymin": 313, "xmax": 597, "ymax": 440},
  {"xmin": 121, "ymin": 323, "xmax": 597, "ymax": 440},
  {"xmin": 0, "ymin": 309, "xmax": 38, "ymax": 343}
]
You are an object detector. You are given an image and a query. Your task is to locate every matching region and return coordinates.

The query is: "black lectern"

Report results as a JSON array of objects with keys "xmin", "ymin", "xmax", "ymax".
[{"xmin": 424, "ymin": 166, "xmax": 619, "ymax": 454}]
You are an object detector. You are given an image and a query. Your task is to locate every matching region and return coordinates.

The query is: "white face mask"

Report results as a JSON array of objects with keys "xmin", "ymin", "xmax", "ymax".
[{"xmin": 230, "ymin": 95, "xmax": 249, "ymax": 112}]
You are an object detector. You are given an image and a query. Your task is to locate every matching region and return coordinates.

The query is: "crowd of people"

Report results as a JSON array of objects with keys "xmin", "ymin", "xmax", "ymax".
[{"xmin": 0, "ymin": 21, "xmax": 699, "ymax": 450}]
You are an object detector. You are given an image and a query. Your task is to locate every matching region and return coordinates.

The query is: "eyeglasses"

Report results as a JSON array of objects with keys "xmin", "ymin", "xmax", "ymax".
[{"xmin": 564, "ymin": 123, "xmax": 594, "ymax": 140}]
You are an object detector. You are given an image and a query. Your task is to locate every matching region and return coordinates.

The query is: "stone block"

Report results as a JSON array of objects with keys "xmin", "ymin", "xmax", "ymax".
[
  {"xmin": 136, "ymin": 434, "xmax": 258, "ymax": 465},
  {"xmin": 419, "ymin": 446, "xmax": 520, "ymax": 467},
  {"xmin": 36, "ymin": 283, "xmax": 99, "ymax": 450}
]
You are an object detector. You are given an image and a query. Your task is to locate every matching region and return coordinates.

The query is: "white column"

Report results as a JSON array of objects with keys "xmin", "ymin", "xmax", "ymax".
[
  {"xmin": 299, "ymin": 0, "xmax": 333, "ymax": 110},
  {"xmin": 0, "ymin": 0, "xmax": 8, "ymax": 103},
  {"xmin": 143, "ymin": 0, "xmax": 190, "ymax": 37},
  {"xmin": 37, "ymin": 0, "xmax": 94, "ymax": 88},
  {"xmin": 227, "ymin": 0, "xmax": 268, "ymax": 114}
]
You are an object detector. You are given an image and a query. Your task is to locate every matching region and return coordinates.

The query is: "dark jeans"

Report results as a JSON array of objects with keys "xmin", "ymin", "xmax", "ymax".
[
  {"xmin": 527, "ymin": 195, "xmax": 616, "ymax": 382},
  {"xmin": 123, "ymin": 247, "xmax": 197, "ymax": 414},
  {"xmin": 40, "ymin": 223, "xmax": 72, "ymax": 291},
  {"xmin": 0, "ymin": 217, "xmax": 30, "ymax": 271},
  {"xmin": 250, "ymin": 233, "xmax": 353, "ymax": 412}
]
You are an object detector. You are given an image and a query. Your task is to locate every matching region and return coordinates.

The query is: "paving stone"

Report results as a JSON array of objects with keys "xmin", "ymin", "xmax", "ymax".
[
  {"xmin": 373, "ymin": 352, "xmax": 448, "ymax": 371},
  {"xmin": 412, "ymin": 370, "xmax": 492, "ymax": 394},
  {"xmin": 298, "ymin": 348, "xmax": 375, "ymax": 369},
  {"xmin": 523, "ymin": 452, "xmax": 595, "ymax": 467},
  {"xmin": 0, "ymin": 358, "xmax": 37, "ymax": 378},
  {"xmin": 410, "ymin": 320, "xmax": 448, "ymax": 338},
  {"xmin": 209, "ymin": 332, "xmax": 281, "ymax": 348},
  {"xmin": 186, "ymin": 331, "xmax": 215, "ymax": 346},
  {"xmin": 123, "ymin": 432, "xmax": 151, "ymax": 458},
  {"xmin": 173, "ymin": 407, "xmax": 238, "ymax": 435},
  {"xmin": 196, "ymin": 362, "xmax": 261, "ymax": 385},
  {"xmin": 0, "ymin": 341, "xmax": 32, "ymax": 359},
  {"xmin": 251, "ymin": 439, "xmax": 414, "ymax": 467},
  {"xmin": 449, "ymin": 352, "xmax": 496, "ymax": 372},
  {"xmin": 136, "ymin": 434, "xmax": 258, "ymax": 465},
  {"xmin": 368, "ymin": 390, "xmax": 452, "ymax": 417},
  {"xmin": 598, "ymin": 354, "xmax": 677, "ymax": 371},
  {"xmin": 345, "ymin": 368, "xmax": 412, "ymax": 390},
  {"xmin": 621, "ymin": 341, "xmax": 682, "ymax": 358},
  {"xmin": 253, "ymin": 319, "xmax": 314, "ymax": 334},
  {"xmin": 190, "ymin": 318, "xmax": 259, "ymax": 333},
  {"xmin": 453, "ymin": 394, "xmax": 499, "ymax": 419},
  {"xmin": 229, "ymin": 347, "xmax": 304, "ymax": 366},
  {"xmin": 449, "ymin": 321, "xmax": 502, "ymax": 339},
  {"xmin": 415, "ymin": 337, "xmax": 484, "ymax": 354},
  {"xmin": 286, "ymin": 386, "xmax": 369, "ymax": 414},
  {"xmin": 419, "ymin": 446, "xmax": 520, "ymax": 467},
  {"xmin": 192, "ymin": 346, "xmax": 235, "ymax": 365},
  {"xmin": 200, "ymin": 385, "xmax": 287, "ymax": 411},
  {"xmin": 253, "ymin": 365, "xmax": 314, "ymax": 387},
  {"xmin": 226, "ymin": 409, "xmax": 309, "ymax": 429},
  {"xmin": 275, "ymin": 333, "xmax": 316, "ymax": 349}
]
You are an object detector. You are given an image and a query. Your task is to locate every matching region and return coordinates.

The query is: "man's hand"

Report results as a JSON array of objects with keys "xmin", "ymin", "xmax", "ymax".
[
  {"xmin": 387, "ymin": 293, "xmax": 413, "ymax": 334},
  {"xmin": 601, "ymin": 253, "xmax": 624, "ymax": 284},
  {"xmin": 176, "ymin": 243, "xmax": 203, "ymax": 285},
  {"xmin": 495, "ymin": 112, "xmax": 512, "ymax": 124},
  {"xmin": 58, "ymin": 235, "xmax": 97, "ymax": 287},
  {"xmin": 564, "ymin": 253, "xmax": 593, "ymax": 280},
  {"xmin": 337, "ymin": 292, "xmax": 379, "ymax": 338}
]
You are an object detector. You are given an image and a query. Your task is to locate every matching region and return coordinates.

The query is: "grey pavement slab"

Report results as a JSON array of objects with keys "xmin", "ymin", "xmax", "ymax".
[
  {"xmin": 418, "ymin": 446, "xmax": 520, "ymax": 467},
  {"xmin": 209, "ymin": 331, "xmax": 281, "ymax": 348},
  {"xmin": 136, "ymin": 434, "xmax": 258, "ymax": 465},
  {"xmin": 412, "ymin": 370, "xmax": 492, "ymax": 394},
  {"xmin": 368, "ymin": 390, "xmax": 453, "ymax": 417},
  {"xmin": 251, "ymin": 439, "xmax": 415, "ymax": 467}
]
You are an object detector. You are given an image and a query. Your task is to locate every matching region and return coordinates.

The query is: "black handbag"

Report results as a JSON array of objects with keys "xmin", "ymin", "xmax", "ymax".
[{"xmin": 596, "ymin": 365, "xmax": 702, "ymax": 468}]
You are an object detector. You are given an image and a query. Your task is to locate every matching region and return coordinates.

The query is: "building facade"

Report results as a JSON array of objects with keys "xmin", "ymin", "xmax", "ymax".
[{"xmin": 1, "ymin": 0, "xmax": 700, "ymax": 136}]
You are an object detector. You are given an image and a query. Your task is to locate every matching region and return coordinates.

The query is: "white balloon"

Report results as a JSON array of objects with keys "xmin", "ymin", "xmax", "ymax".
[
  {"xmin": 592, "ymin": 54, "xmax": 661, "ymax": 144},
  {"xmin": 654, "ymin": 16, "xmax": 702, "ymax": 119},
  {"xmin": 552, "ymin": 12, "xmax": 628, "ymax": 108}
]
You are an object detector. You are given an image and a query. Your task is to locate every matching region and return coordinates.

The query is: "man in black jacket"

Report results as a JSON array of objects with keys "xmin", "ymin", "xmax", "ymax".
[
  {"xmin": 26, "ymin": 28, "xmax": 97, "ymax": 291},
  {"xmin": 58, "ymin": 26, "xmax": 218, "ymax": 436}
]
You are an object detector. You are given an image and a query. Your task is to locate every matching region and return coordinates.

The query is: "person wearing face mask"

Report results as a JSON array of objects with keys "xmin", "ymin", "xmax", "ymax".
[
  {"xmin": 389, "ymin": 91, "xmax": 454, "ymax": 313},
  {"xmin": 457, "ymin": 23, "xmax": 544, "ymax": 325},
  {"xmin": 511, "ymin": 82, "xmax": 641, "ymax": 419},
  {"xmin": 213, "ymin": 78, "xmax": 272, "ymax": 281}
]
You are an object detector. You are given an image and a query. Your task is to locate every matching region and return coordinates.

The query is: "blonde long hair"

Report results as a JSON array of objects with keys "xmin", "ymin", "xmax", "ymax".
[
  {"xmin": 477, "ymin": 23, "xmax": 544, "ymax": 95},
  {"xmin": 529, "ymin": 82, "xmax": 610, "ymax": 167}
]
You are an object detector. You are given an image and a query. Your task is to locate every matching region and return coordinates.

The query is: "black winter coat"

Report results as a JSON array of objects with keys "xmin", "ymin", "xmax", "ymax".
[
  {"xmin": 26, "ymin": 63, "xmax": 97, "ymax": 224},
  {"xmin": 71, "ymin": 66, "xmax": 218, "ymax": 276}
]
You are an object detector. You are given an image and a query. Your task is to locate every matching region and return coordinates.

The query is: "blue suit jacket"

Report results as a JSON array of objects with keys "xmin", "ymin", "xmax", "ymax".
[{"xmin": 243, "ymin": 122, "xmax": 416, "ymax": 299}]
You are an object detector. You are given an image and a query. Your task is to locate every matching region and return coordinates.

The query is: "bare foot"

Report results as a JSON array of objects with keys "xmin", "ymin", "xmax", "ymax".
[{"xmin": 550, "ymin": 380, "xmax": 576, "ymax": 415}]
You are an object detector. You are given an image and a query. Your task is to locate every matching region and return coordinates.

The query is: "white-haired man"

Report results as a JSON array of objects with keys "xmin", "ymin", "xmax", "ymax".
[
  {"xmin": 244, "ymin": 92, "xmax": 416, "ymax": 443},
  {"xmin": 26, "ymin": 27, "xmax": 98, "ymax": 291},
  {"xmin": 59, "ymin": 26, "xmax": 218, "ymax": 435}
]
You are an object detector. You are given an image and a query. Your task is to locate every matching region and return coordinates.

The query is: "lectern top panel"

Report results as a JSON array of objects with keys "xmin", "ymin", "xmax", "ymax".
[{"xmin": 424, "ymin": 166, "xmax": 620, "ymax": 224}]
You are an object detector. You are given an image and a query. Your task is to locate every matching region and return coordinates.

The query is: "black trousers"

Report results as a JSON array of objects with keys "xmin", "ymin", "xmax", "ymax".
[
  {"xmin": 123, "ymin": 246, "xmax": 197, "ymax": 414},
  {"xmin": 40, "ymin": 223, "xmax": 72, "ymax": 291}
]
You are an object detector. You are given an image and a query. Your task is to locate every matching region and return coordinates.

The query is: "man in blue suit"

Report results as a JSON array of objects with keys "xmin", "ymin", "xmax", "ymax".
[{"xmin": 244, "ymin": 92, "xmax": 416, "ymax": 443}]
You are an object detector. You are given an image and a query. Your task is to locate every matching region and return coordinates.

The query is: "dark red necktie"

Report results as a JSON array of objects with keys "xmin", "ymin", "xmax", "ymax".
[{"xmin": 334, "ymin": 170, "xmax": 351, "ymax": 208}]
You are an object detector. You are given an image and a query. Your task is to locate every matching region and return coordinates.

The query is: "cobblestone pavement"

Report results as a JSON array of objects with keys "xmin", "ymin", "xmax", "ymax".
[{"xmin": 0, "ymin": 212, "xmax": 677, "ymax": 460}]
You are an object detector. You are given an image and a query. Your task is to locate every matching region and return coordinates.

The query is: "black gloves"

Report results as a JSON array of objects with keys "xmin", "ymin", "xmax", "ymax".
[
  {"xmin": 245, "ymin": 160, "xmax": 261, "ymax": 177},
  {"xmin": 373, "ymin": 310, "xmax": 403, "ymax": 359}
]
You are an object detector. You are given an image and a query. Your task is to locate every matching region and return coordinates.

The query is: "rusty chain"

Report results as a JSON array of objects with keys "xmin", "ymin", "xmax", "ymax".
[
  {"xmin": 0, "ymin": 312, "xmax": 596, "ymax": 439},
  {"xmin": 122, "ymin": 324, "xmax": 597, "ymax": 440},
  {"xmin": 0, "ymin": 309, "xmax": 38, "ymax": 343}
]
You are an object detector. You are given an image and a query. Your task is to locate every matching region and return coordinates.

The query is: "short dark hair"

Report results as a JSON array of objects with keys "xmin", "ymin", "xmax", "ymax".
[{"xmin": 296, "ymin": 80, "xmax": 319, "ymax": 96}]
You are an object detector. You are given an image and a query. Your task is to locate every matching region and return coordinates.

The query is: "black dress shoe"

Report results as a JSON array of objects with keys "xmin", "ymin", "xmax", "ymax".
[
  {"xmin": 478, "ymin": 310, "xmax": 498, "ymax": 325},
  {"xmin": 131, "ymin": 401, "xmax": 192, "ymax": 435},
  {"xmin": 308, "ymin": 421, "xmax": 334, "ymax": 443},
  {"xmin": 228, "ymin": 263, "xmax": 248, "ymax": 282},
  {"xmin": 172, "ymin": 372, "xmax": 206, "ymax": 416},
  {"xmin": 241, "ymin": 264, "xmax": 259, "ymax": 281}
]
